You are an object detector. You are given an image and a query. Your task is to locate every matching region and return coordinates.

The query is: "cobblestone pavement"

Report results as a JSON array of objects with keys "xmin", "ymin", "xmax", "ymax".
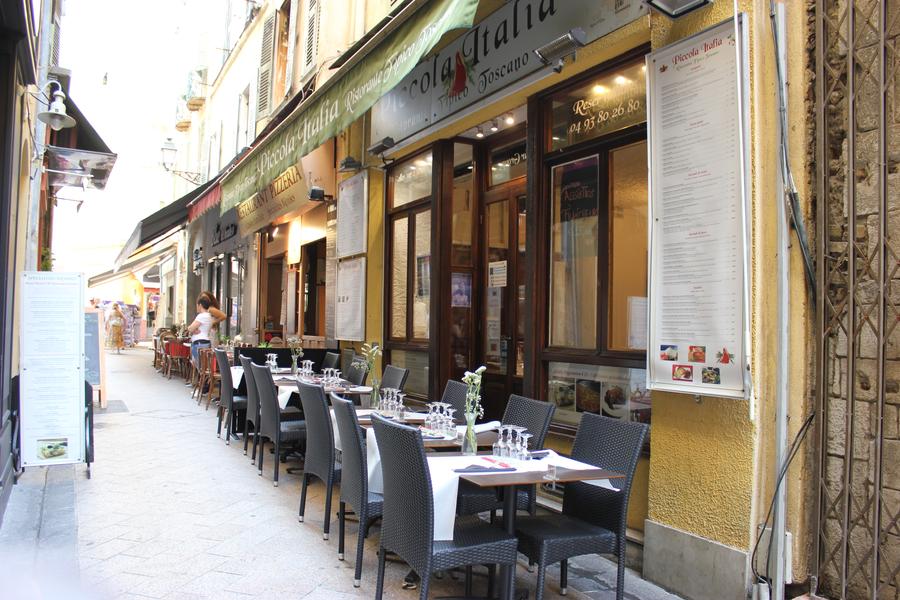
[{"xmin": 0, "ymin": 349, "xmax": 682, "ymax": 600}]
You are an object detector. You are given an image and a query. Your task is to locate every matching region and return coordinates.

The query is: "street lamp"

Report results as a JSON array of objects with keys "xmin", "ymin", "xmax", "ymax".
[
  {"xmin": 160, "ymin": 137, "xmax": 203, "ymax": 184},
  {"xmin": 37, "ymin": 80, "xmax": 76, "ymax": 131}
]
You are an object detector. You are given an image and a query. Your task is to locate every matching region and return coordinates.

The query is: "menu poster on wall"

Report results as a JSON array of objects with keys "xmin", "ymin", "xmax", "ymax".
[
  {"xmin": 337, "ymin": 171, "xmax": 368, "ymax": 258},
  {"xmin": 646, "ymin": 16, "xmax": 751, "ymax": 399},
  {"xmin": 20, "ymin": 272, "xmax": 86, "ymax": 466},
  {"xmin": 336, "ymin": 257, "xmax": 366, "ymax": 341}
]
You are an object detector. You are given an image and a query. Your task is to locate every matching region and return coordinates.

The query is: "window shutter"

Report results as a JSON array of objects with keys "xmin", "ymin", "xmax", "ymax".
[
  {"xmin": 283, "ymin": 0, "xmax": 299, "ymax": 98},
  {"xmin": 50, "ymin": 19, "xmax": 61, "ymax": 66},
  {"xmin": 302, "ymin": 0, "xmax": 319, "ymax": 76},
  {"xmin": 256, "ymin": 13, "xmax": 276, "ymax": 118}
]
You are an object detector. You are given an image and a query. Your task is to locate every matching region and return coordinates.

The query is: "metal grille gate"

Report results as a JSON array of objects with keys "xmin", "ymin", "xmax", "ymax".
[{"xmin": 815, "ymin": 0, "xmax": 900, "ymax": 598}]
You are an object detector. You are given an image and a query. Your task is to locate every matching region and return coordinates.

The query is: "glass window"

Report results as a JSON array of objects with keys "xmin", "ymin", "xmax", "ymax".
[
  {"xmin": 548, "ymin": 156, "xmax": 600, "ymax": 349},
  {"xmin": 549, "ymin": 60, "xmax": 646, "ymax": 152},
  {"xmin": 489, "ymin": 140, "xmax": 527, "ymax": 186},
  {"xmin": 390, "ymin": 350, "xmax": 429, "ymax": 397},
  {"xmin": 390, "ymin": 216, "xmax": 408, "ymax": 338},
  {"xmin": 608, "ymin": 140, "xmax": 649, "ymax": 352},
  {"xmin": 412, "ymin": 210, "xmax": 431, "ymax": 339},
  {"xmin": 390, "ymin": 151, "xmax": 432, "ymax": 208},
  {"xmin": 452, "ymin": 144, "xmax": 474, "ymax": 267},
  {"xmin": 229, "ymin": 255, "xmax": 243, "ymax": 335},
  {"xmin": 547, "ymin": 362, "xmax": 650, "ymax": 428}
]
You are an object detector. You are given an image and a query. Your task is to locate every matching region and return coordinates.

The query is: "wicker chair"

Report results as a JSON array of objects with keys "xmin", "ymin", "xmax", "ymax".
[
  {"xmin": 250, "ymin": 363, "xmax": 306, "ymax": 486},
  {"xmin": 345, "ymin": 361, "xmax": 369, "ymax": 387},
  {"xmin": 239, "ymin": 355, "xmax": 261, "ymax": 462},
  {"xmin": 214, "ymin": 349, "xmax": 246, "ymax": 443},
  {"xmin": 296, "ymin": 381, "xmax": 341, "ymax": 539},
  {"xmin": 340, "ymin": 348, "xmax": 356, "ymax": 374},
  {"xmin": 440, "ymin": 380, "xmax": 468, "ymax": 415},
  {"xmin": 322, "ymin": 352, "xmax": 340, "ymax": 370},
  {"xmin": 514, "ymin": 413, "xmax": 648, "ymax": 600},
  {"xmin": 456, "ymin": 394, "xmax": 556, "ymax": 518},
  {"xmin": 371, "ymin": 414, "xmax": 518, "ymax": 600},
  {"xmin": 331, "ymin": 393, "xmax": 383, "ymax": 586},
  {"xmin": 380, "ymin": 365, "xmax": 409, "ymax": 391}
]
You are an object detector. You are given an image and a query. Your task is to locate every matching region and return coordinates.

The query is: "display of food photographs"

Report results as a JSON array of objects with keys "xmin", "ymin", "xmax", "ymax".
[
  {"xmin": 548, "ymin": 380, "xmax": 576, "ymax": 408},
  {"xmin": 688, "ymin": 345, "xmax": 706, "ymax": 362},
  {"xmin": 672, "ymin": 364, "xmax": 693, "ymax": 382},
  {"xmin": 576, "ymin": 379, "xmax": 631, "ymax": 420},
  {"xmin": 702, "ymin": 367, "xmax": 721, "ymax": 384},
  {"xmin": 659, "ymin": 345, "xmax": 678, "ymax": 361},
  {"xmin": 38, "ymin": 438, "xmax": 68, "ymax": 460}
]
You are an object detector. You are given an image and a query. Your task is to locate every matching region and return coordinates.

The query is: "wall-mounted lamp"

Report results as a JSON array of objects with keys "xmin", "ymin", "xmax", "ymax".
[
  {"xmin": 368, "ymin": 136, "xmax": 395, "ymax": 156},
  {"xmin": 309, "ymin": 186, "xmax": 325, "ymax": 201},
  {"xmin": 504, "ymin": 113, "xmax": 515, "ymax": 126},
  {"xmin": 338, "ymin": 156, "xmax": 363, "ymax": 173},
  {"xmin": 646, "ymin": 0, "xmax": 712, "ymax": 18},
  {"xmin": 37, "ymin": 80, "xmax": 76, "ymax": 131},
  {"xmin": 534, "ymin": 28, "xmax": 586, "ymax": 74},
  {"xmin": 160, "ymin": 137, "xmax": 203, "ymax": 184},
  {"xmin": 475, "ymin": 126, "xmax": 484, "ymax": 139}
]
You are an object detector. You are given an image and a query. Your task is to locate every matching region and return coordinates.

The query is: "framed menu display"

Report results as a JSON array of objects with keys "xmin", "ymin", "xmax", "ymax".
[
  {"xmin": 336, "ymin": 171, "xmax": 368, "ymax": 258},
  {"xmin": 336, "ymin": 257, "xmax": 366, "ymax": 341},
  {"xmin": 646, "ymin": 16, "xmax": 751, "ymax": 399},
  {"xmin": 20, "ymin": 272, "xmax": 86, "ymax": 466}
]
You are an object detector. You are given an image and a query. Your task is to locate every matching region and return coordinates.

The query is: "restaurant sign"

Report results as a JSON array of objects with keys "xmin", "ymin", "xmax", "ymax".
[
  {"xmin": 371, "ymin": 0, "xmax": 648, "ymax": 144},
  {"xmin": 220, "ymin": 0, "xmax": 479, "ymax": 213},
  {"xmin": 236, "ymin": 164, "xmax": 308, "ymax": 237}
]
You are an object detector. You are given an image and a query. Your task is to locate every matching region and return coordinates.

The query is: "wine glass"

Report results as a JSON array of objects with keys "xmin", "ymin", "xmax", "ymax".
[
  {"xmin": 509, "ymin": 426, "xmax": 526, "ymax": 459},
  {"xmin": 519, "ymin": 433, "xmax": 533, "ymax": 460}
]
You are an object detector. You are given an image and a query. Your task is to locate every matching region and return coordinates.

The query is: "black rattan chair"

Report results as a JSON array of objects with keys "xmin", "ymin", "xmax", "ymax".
[
  {"xmin": 371, "ymin": 414, "xmax": 518, "ymax": 600},
  {"xmin": 296, "ymin": 381, "xmax": 341, "ymax": 539},
  {"xmin": 250, "ymin": 363, "xmax": 306, "ymax": 487},
  {"xmin": 239, "ymin": 355, "xmax": 261, "ymax": 461},
  {"xmin": 441, "ymin": 379, "xmax": 468, "ymax": 415},
  {"xmin": 380, "ymin": 365, "xmax": 409, "ymax": 391},
  {"xmin": 456, "ymin": 394, "xmax": 556, "ymax": 517},
  {"xmin": 345, "ymin": 360, "xmax": 369, "ymax": 387},
  {"xmin": 515, "ymin": 413, "xmax": 648, "ymax": 600},
  {"xmin": 215, "ymin": 349, "xmax": 246, "ymax": 443},
  {"xmin": 341, "ymin": 348, "xmax": 356, "ymax": 374},
  {"xmin": 332, "ymin": 393, "xmax": 383, "ymax": 586},
  {"xmin": 322, "ymin": 351, "xmax": 340, "ymax": 370}
]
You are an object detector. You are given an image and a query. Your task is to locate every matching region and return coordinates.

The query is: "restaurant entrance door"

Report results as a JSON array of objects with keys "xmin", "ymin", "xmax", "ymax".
[{"xmin": 479, "ymin": 181, "xmax": 526, "ymax": 420}]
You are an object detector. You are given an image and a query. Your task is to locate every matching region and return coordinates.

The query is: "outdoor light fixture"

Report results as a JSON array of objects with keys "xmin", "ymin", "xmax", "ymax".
[
  {"xmin": 160, "ymin": 137, "xmax": 203, "ymax": 184},
  {"xmin": 37, "ymin": 80, "xmax": 76, "ymax": 131},
  {"xmin": 475, "ymin": 126, "xmax": 484, "ymax": 139},
  {"xmin": 505, "ymin": 113, "xmax": 515, "ymax": 126},
  {"xmin": 534, "ymin": 28, "xmax": 586, "ymax": 74},
  {"xmin": 309, "ymin": 186, "xmax": 325, "ymax": 201},
  {"xmin": 338, "ymin": 156, "xmax": 363, "ymax": 173},
  {"xmin": 490, "ymin": 119, "xmax": 499, "ymax": 132},
  {"xmin": 367, "ymin": 136, "xmax": 395, "ymax": 156},
  {"xmin": 646, "ymin": 0, "xmax": 712, "ymax": 18}
]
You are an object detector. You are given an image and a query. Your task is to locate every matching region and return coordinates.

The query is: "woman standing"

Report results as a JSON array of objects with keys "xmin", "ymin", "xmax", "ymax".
[
  {"xmin": 187, "ymin": 293, "xmax": 225, "ymax": 366},
  {"xmin": 106, "ymin": 303, "xmax": 126, "ymax": 354}
]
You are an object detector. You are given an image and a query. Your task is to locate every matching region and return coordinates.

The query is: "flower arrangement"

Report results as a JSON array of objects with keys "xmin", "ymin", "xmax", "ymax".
[
  {"xmin": 460, "ymin": 366, "xmax": 486, "ymax": 454},
  {"xmin": 286, "ymin": 336, "xmax": 304, "ymax": 359},
  {"xmin": 461, "ymin": 366, "xmax": 487, "ymax": 418},
  {"xmin": 358, "ymin": 342, "xmax": 382, "ymax": 408}
]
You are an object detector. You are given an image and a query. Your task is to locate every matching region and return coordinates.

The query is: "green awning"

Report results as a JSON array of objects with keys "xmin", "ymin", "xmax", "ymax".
[{"xmin": 220, "ymin": 0, "xmax": 479, "ymax": 214}]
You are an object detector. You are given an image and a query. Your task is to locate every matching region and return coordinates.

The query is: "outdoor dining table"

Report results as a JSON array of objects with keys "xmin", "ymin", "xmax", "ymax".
[{"xmin": 442, "ymin": 453, "xmax": 625, "ymax": 599}]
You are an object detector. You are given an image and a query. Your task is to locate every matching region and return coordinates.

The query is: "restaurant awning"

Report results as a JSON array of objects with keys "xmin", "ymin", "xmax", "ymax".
[
  {"xmin": 219, "ymin": 0, "xmax": 479, "ymax": 213},
  {"xmin": 90, "ymin": 246, "xmax": 176, "ymax": 288},
  {"xmin": 45, "ymin": 146, "xmax": 117, "ymax": 190},
  {"xmin": 115, "ymin": 178, "xmax": 217, "ymax": 271}
]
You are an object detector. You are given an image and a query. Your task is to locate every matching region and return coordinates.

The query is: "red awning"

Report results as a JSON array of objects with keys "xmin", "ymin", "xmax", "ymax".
[{"xmin": 188, "ymin": 184, "xmax": 221, "ymax": 222}]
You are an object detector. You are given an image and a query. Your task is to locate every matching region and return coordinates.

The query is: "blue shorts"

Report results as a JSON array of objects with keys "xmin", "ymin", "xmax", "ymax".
[{"xmin": 191, "ymin": 339, "xmax": 211, "ymax": 366}]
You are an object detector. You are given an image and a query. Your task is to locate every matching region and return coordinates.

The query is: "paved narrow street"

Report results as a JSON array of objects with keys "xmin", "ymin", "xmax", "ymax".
[{"xmin": 0, "ymin": 349, "xmax": 680, "ymax": 600}]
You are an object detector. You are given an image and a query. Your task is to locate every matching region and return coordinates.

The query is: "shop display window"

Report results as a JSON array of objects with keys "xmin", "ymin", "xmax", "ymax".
[
  {"xmin": 547, "ymin": 361, "xmax": 650, "ymax": 429},
  {"xmin": 390, "ymin": 151, "xmax": 432, "ymax": 208},
  {"xmin": 548, "ymin": 59, "xmax": 646, "ymax": 152},
  {"xmin": 489, "ymin": 140, "xmax": 527, "ymax": 186},
  {"xmin": 390, "ymin": 217, "xmax": 408, "ymax": 338},
  {"xmin": 388, "ymin": 350, "xmax": 429, "ymax": 397}
]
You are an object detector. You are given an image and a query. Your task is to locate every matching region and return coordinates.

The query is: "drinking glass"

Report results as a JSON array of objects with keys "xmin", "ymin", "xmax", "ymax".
[
  {"xmin": 510, "ymin": 426, "xmax": 526, "ymax": 459},
  {"xmin": 519, "ymin": 433, "xmax": 533, "ymax": 460}
]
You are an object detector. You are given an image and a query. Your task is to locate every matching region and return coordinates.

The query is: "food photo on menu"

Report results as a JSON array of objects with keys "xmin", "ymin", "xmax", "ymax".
[
  {"xmin": 659, "ymin": 345, "xmax": 678, "ymax": 361},
  {"xmin": 672, "ymin": 364, "xmax": 693, "ymax": 382},
  {"xmin": 702, "ymin": 367, "xmax": 722, "ymax": 385},
  {"xmin": 688, "ymin": 345, "xmax": 706, "ymax": 362}
]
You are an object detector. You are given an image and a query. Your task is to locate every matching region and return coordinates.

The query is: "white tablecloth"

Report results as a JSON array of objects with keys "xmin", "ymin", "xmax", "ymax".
[{"xmin": 230, "ymin": 366, "xmax": 295, "ymax": 409}]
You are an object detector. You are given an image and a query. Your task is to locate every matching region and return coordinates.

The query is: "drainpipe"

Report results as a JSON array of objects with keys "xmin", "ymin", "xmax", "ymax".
[{"xmin": 770, "ymin": 1, "xmax": 789, "ymax": 599}]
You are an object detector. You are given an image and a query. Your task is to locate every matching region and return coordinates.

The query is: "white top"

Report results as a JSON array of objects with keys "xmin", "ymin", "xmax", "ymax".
[{"xmin": 191, "ymin": 312, "xmax": 214, "ymax": 343}]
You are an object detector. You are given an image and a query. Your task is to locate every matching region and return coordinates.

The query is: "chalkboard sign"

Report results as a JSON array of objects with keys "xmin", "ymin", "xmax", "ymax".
[{"xmin": 84, "ymin": 309, "xmax": 106, "ymax": 407}]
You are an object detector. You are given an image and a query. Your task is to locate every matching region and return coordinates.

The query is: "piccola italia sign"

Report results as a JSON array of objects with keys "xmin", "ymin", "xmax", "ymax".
[
  {"xmin": 371, "ymin": 0, "xmax": 647, "ymax": 144},
  {"xmin": 220, "ymin": 0, "xmax": 479, "ymax": 213}
]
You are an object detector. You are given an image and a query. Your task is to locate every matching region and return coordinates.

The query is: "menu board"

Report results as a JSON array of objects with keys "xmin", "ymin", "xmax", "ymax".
[
  {"xmin": 336, "ymin": 171, "xmax": 368, "ymax": 258},
  {"xmin": 336, "ymin": 257, "xmax": 366, "ymax": 341},
  {"xmin": 646, "ymin": 16, "xmax": 751, "ymax": 399},
  {"xmin": 20, "ymin": 272, "xmax": 86, "ymax": 466}
]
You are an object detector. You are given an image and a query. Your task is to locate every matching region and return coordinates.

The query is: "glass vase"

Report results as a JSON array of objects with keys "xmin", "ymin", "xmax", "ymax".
[
  {"xmin": 369, "ymin": 378, "xmax": 380, "ymax": 410},
  {"xmin": 291, "ymin": 355, "xmax": 298, "ymax": 376},
  {"xmin": 462, "ymin": 412, "xmax": 478, "ymax": 456}
]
